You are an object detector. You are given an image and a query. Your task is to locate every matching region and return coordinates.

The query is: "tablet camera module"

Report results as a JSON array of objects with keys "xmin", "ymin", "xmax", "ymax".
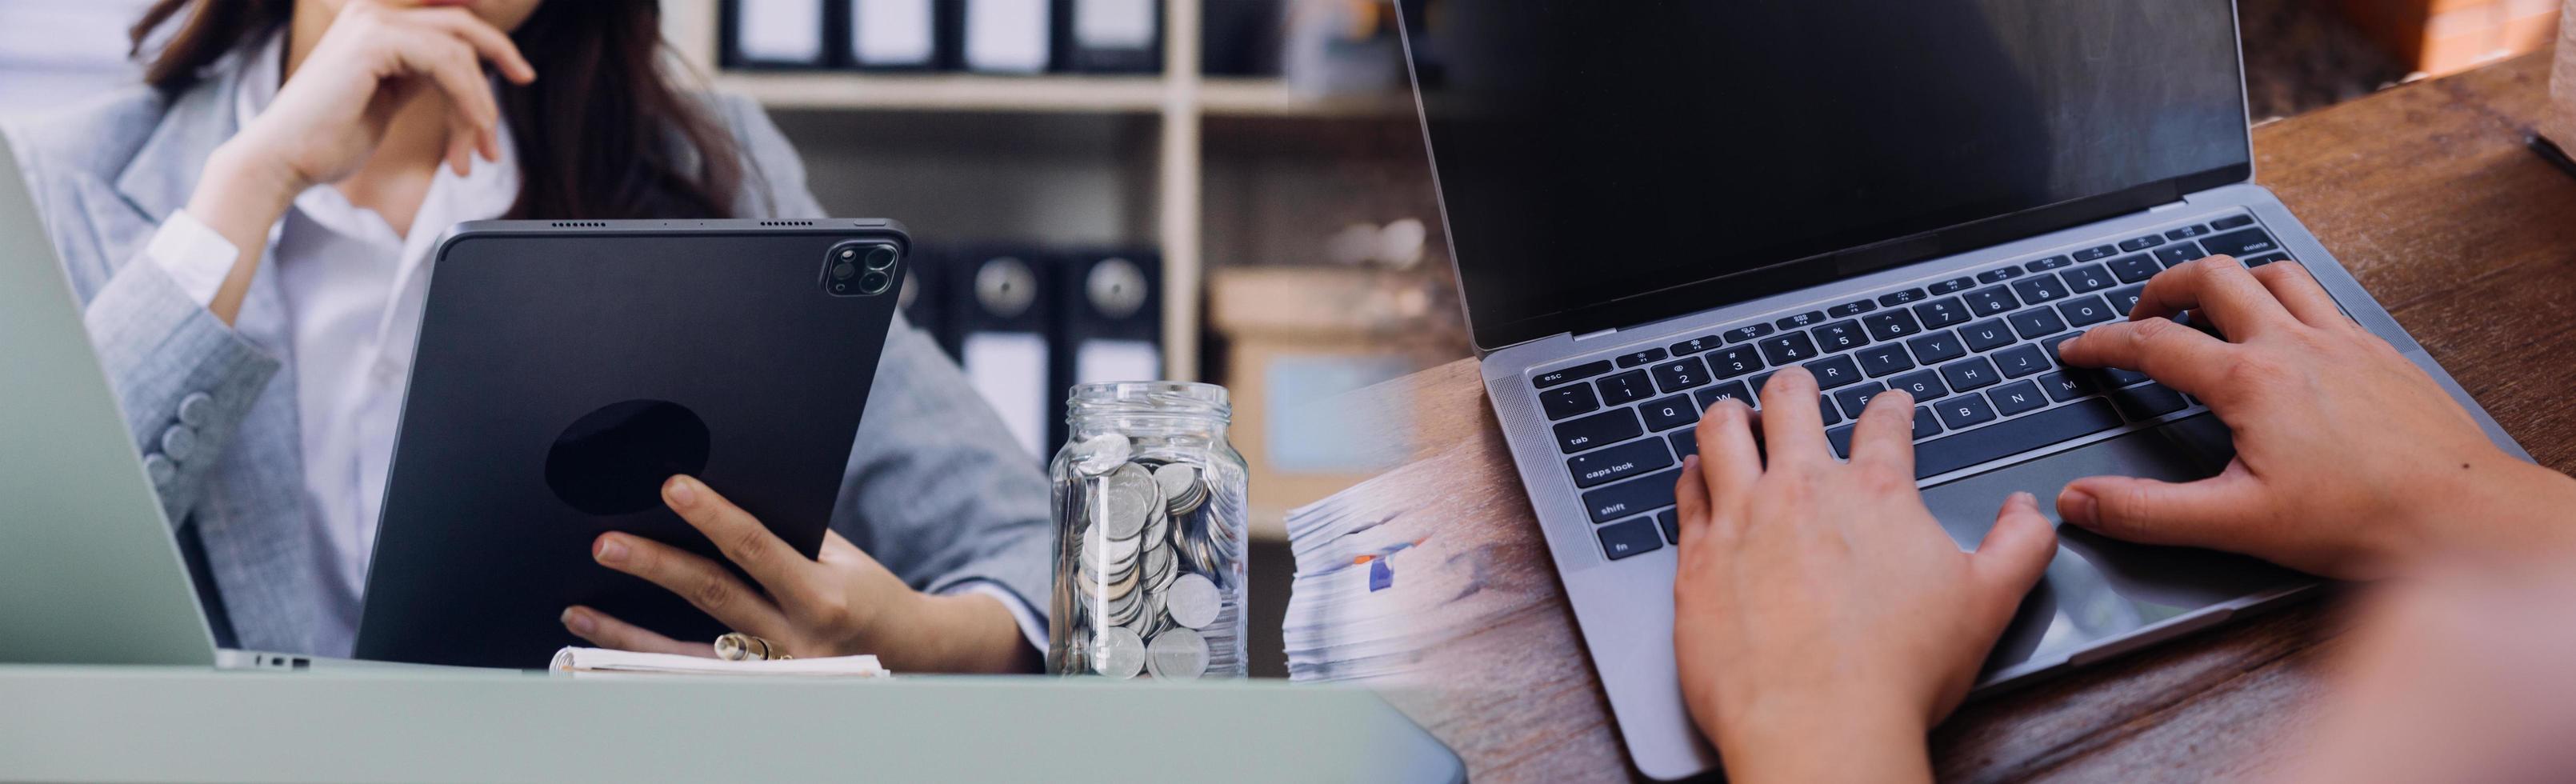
[{"xmin": 826, "ymin": 242, "xmax": 901, "ymax": 297}]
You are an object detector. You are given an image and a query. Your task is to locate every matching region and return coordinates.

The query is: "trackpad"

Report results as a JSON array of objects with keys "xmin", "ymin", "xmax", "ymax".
[{"xmin": 1920, "ymin": 414, "xmax": 2309, "ymax": 676}]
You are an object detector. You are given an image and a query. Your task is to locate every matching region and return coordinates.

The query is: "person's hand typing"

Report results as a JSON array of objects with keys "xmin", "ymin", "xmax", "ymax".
[
  {"xmin": 558, "ymin": 475, "xmax": 1038, "ymax": 673},
  {"xmin": 2054, "ymin": 257, "xmax": 2576, "ymax": 578},
  {"xmin": 1669, "ymin": 368, "xmax": 2057, "ymax": 783}
]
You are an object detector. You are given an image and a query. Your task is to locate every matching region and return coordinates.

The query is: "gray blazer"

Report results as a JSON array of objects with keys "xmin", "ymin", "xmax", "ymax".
[{"xmin": 2, "ymin": 52, "xmax": 1054, "ymax": 656}]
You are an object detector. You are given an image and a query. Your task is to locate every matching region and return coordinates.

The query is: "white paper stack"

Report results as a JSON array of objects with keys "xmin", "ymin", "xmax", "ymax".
[
  {"xmin": 1278, "ymin": 492, "xmax": 1470, "ymax": 685},
  {"xmin": 550, "ymin": 647, "xmax": 891, "ymax": 679}
]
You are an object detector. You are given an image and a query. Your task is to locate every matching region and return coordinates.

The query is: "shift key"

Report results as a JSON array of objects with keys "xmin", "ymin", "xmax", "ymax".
[
  {"xmin": 1583, "ymin": 469, "xmax": 1681, "ymax": 523},
  {"xmin": 1568, "ymin": 439, "xmax": 1675, "ymax": 488}
]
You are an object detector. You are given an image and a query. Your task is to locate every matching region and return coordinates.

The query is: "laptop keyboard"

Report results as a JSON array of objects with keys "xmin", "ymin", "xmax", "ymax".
[{"xmin": 1532, "ymin": 214, "xmax": 2296, "ymax": 562}]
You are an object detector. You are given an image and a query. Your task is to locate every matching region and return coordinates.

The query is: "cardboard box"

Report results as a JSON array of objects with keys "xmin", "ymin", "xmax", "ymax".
[
  {"xmin": 2548, "ymin": 0, "xmax": 2576, "ymax": 152},
  {"xmin": 2343, "ymin": 0, "xmax": 2565, "ymax": 74}
]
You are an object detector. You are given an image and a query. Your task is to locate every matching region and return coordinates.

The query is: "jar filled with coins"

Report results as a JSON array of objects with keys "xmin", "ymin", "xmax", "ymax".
[{"xmin": 1048, "ymin": 382, "xmax": 1247, "ymax": 679}]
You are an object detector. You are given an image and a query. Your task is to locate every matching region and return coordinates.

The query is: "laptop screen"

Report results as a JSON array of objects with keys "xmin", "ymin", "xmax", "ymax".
[{"xmin": 1398, "ymin": 0, "xmax": 2252, "ymax": 350}]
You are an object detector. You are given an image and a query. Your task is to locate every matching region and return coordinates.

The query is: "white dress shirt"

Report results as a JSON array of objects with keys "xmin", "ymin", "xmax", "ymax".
[{"xmin": 142, "ymin": 31, "xmax": 1044, "ymax": 658}]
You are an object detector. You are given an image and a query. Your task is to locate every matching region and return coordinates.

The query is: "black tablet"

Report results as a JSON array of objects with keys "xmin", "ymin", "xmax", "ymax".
[{"xmin": 355, "ymin": 219, "xmax": 910, "ymax": 668}]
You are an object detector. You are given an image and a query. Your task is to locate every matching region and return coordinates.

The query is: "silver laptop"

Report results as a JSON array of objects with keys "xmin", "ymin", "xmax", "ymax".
[
  {"xmin": 0, "ymin": 134, "xmax": 401, "ymax": 672},
  {"xmin": 1394, "ymin": 2, "xmax": 2529, "ymax": 778}
]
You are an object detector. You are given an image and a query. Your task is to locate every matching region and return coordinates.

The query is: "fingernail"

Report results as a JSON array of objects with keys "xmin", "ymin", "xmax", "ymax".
[
  {"xmin": 594, "ymin": 536, "xmax": 626, "ymax": 564},
  {"xmin": 2009, "ymin": 490, "xmax": 2038, "ymax": 510},
  {"xmin": 561, "ymin": 608, "xmax": 594, "ymax": 635},
  {"xmin": 1682, "ymin": 454, "xmax": 1699, "ymax": 471},
  {"xmin": 2058, "ymin": 488, "xmax": 2098, "ymax": 525},
  {"xmin": 666, "ymin": 476, "xmax": 698, "ymax": 507}
]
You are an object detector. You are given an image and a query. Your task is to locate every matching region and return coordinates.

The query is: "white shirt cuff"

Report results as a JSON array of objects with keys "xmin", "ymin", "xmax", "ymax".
[
  {"xmin": 946, "ymin": 580, "xmax": 1048, "ymax": 656},
  {"xmin": 145, "ymin": 210, "xmax": 242, "ymax": 308}
]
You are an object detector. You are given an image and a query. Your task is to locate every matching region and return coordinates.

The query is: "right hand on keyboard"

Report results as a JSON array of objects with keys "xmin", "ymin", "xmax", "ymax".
[{"xmin": 2053, "ymin": 256, "xmax": 2576, "ymax": 579}]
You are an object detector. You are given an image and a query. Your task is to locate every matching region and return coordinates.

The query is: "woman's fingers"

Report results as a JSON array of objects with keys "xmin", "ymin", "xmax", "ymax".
[
  {"xmin": 1845, "ymin": 389, "xmax": 1917, "ymax": 476},
  {"xmin": 2130, "ymin": 256, "xmax": 2298, "ymax": 338},
  {"xmin": 661, "ymin": 475, "xmax": 830, "ymax": 607},
  {"xmin": 590, "ymin": 530, "xmax": 793, "ymax": 639},
  {"xmin": 2056, "ymin": 470, "xmax": 2265, "ymax": 550},
  {"xmin": 402, "ymin": 5, "xmax": 538, "ymax": 84},
  {"xmin": 1755, "ymin": 368, "xmax": 1832, "ymax": 466},
  {"xmin": 560, "ymin": 606, "xmax": 716, "ymax": 657},
  {"xmin": 1694, "ymin": 398, "xmax": 1762, "ymax": 502},
  {"xmin": 2055, "ymin": 317, "xmax": 2241, "ymax": 401},
  {"xmin": 1673, "ymin": 455, "xmax": 1713, "ymax": 544},
  {"xmin": 1970, "ymin": 492, "xmax": 2058, "ymax": 627},
  {"xmin": 2248, "ymin": 261, "xmax": 2350, "ymax": 330}
]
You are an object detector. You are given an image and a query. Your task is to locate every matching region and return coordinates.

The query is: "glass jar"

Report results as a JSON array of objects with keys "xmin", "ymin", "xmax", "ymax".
[{"xmin": 1046, "ymin": 382, "xmax": 1248, "ymax": 679}]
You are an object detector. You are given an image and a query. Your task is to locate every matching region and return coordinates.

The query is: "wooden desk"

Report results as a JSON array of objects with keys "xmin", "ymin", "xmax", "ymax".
[{"xmin": 1329, "ymin": 54, "xmax": 2576, "ymax": 782}]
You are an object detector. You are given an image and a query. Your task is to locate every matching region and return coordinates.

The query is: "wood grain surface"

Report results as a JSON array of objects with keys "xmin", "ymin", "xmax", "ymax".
[{"xmin": 1322, "ymin": 54, "xmax": 2576, "ymax": 782}]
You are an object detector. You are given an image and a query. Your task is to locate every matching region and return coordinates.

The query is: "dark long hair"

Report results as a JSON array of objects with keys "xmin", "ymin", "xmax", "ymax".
[{"xmin": 130, "ymin": 1, "xmax": 743, "ymax": 220}]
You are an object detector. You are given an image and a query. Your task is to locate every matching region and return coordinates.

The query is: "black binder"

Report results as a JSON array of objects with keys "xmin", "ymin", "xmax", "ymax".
[
  {"xmin": 721, "ymin": 0, "xmax": 841, "ymax": 70},
  {"xmin": 941, "ymin": 247, "xmax": 1058, "ymax": 459},
  {"xmin": 1047, "ymin": 249, "xmax": 1164, "ymax": 454},
  {"xmin": 845, "ymin": 0, "xmax": 961, "ymax": 70},
  {"xmin": 1055, "ymin": 0, "xmax": 1161, "ymax": 74}
]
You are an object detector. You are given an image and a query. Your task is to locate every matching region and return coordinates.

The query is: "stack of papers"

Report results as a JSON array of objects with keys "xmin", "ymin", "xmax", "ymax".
[
  {"xmin": 1280, "ymin": 491, "xmax": 1470, "ymax": 685},
  {"xmin": 549, "ymin": 647, "xmax": 891, "ymax": 678}
]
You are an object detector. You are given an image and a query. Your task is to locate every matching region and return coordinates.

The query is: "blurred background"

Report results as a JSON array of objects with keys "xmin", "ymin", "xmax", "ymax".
[{"xmin": 0, "ymin": 0, "xmax": 2557, "ymax": 677}]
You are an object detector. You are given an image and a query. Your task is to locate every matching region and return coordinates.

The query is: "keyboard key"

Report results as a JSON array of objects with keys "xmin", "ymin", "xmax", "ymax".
[
  {"xmin": 1861, "ymin": 310, "xmax": 1922, "ymax": 342},
  {"xmin": 2109, "ymin": 382, "xmax": 2190, "ymax": 419},
  {"xmin": 1598, "ymin": 517, "xmax": 1664, "ymax": 559},
  {"xmin": 1640, "ymin": 394, "xmax": 1700, "ymax": 431},
  {"xmin": 1929, "ymin": 276, "xmax": 1975, "ymax": 294},
  {"xmin": 2007, "ymin": 308, "xmax": 2068, "ymax": 339},
  {"xmin": 1934, "ymin": 394, "xmax": 1998, "ymax": 430},
  {"xmin": 2210, "ymin": 214, "xmax": 2255, "ymax": 230},
  {"xmin": 2110, "ymin": 254, "xmax": 2162, "ymax": 283},
  {"xmin": 1725, "ymin": 323, "xmax": 1774, "ymax": 343},
  {"xmin": 1960, "ymin": 319, "xmax": 2015, "ymax": 352},
  {"xmin": 1830, "ymin": 382, "xmax": 1889, "ymax": 419},
  {"xmin": 1694, "ymin": 381, "xmax": 1754, "ymax": 410},
  {"xmin": 1747, "ymin": 372, "xmax": 1776, "ymax": 399},
  {"xmin": 2023, "ymin": 255, "xmax": 2074, "ymax": 272},
  {"xmin": 1651, "ymin": 357, "xmax": 1711, "ymax": 393},
  {"xmin": 1806, "ymin": 354, "xmax": 1866, "ymax": 390},
  {"xmin": 2244, "ymin": 252, "xmax": 2291, "ymax": 267},
  {"xmin": 2058, "ymin": 295, "xmax": 2117, "ymax": 326},
  {"xmin": 1758, "ymin": 333, "xmax": 1820, "ymax": 366},
  {"xmin": 1669, "ymin": 430, "xmax": 1697, "ymax": 459},
  {"xmin": 1775, "ymin": 310, "xmax": 1829, "ymax": 330},
  {"xmin": 1541, "ymin": 384, "xmax": 1600, "ymax": 420},
  {"xmin": 1568, "ymin": 438, "xmax": 1675, "ymax": 488},
  {"xmin": 2010, "ymin": 274, "xmax": 2070, "ymax": 305},
  {"xmin": 1536, "ymin": 360, "xmax": 1613, "ymax": 389},
  {"xmin": 2201, "ymin": 227, "xmax": 2280, "ymax": 258},
  {"xmin": 1817, "ymin": 394, "xmax": 1842, "ymax": 426},
  {"xmin": 1658, "ymin": 510, "xmax": 1680, "ymax": 545},
  {"xmin": 1584, "ymin": 470, "xmax": 1678, "ymax": 523},
  {"xmin": 1912, "ymin": 298, "xmax": 1970, "ymax": 329},
  {"xmin": 2072, "ymin": 245, "xmax": 2117, "ymax": 262},
  {"xmin": 1826, "ymin": 299, "xmax": 1876, "ymax": 318},
  {"xmin": 1554, "ymin": 408, "xmax": 1641, "ymax": 454},
  {"xmin": 1826, "ymin": 423, "xmax": 1857, "ymax": 458},
  {"xmin": 1912, "ymin": 398, "xmax": 2123, "ymax": 479},
  {"xmin": 1912, "ymin": 406, "xmax": 1943, "ymax": 439},
  {"xmin": 1878, "ymin": 288, "xmax": 1926, "ymax": 306},
  {"xmin": 1990, "ymin": 380, "xmax": 2047, "ymax": 416},
  {"xmin": 2153, "ymin": 241, "xmax": 2206, "ymax": 268},
  {"xmin": 2107, "ymin": 284, "xmax": 2146, "ymax": 314},
  {"xmin": 1940, "ymin": 357, "xmax": 2002, "ymax": 392},
  {"xmin": 1965, "ymin": 286, "xmax": 2020, "ymax": 317},
  {"xmin": 1889, "ymin": 369, "xmax": 1950, "ymax": 402},
  {"xmin": 2166, "ymin": 225, "xmax": 2210, "ymax": 240},
  {"xmin": 1993, "ymin": 344, "xmax": 2051, "ymax": 378},
  {"xmin": 2061, "ymin": 265, "xmax": 2117, "ymax": 293},
  {"xmin": 2041, "ymin": 332, "xmax": 2081, "ymax": 361},
  {"xmin": 1706, "ymin": 346, "xmax": 1763, "ymax": 378},
  {"xmin": 1616, "ymin": 347, "xmax": 1667, "ymax": 368},
  {"xmin": 1669, "ymin": 334, "xmax": 1723, "ymax": 356},
  {"xmin": 1906, "ymin": 332, "xmax": 1967, "ymax": 364},
  {"xmin": 2118, "ymin": 234, "xmax": 2166, "ymax": 252},
  {"xmin": 1598, "ymin": 370, "xmax": 1654, "ymax": 406},
  {"xmin": 1856, "ymin": 344, "xmax": 1915, "ymax": 377},
  {"xmin": 1812, "ymin": 320, "xmax": 1870, "ymax": 352},
  {"xmin": 2038, "ymin": 370, "xmax": 2095, "ymax": 402},
  {"xmin": 1977, "ymin": 266, "xmax": 2026, "ymax": 283}
]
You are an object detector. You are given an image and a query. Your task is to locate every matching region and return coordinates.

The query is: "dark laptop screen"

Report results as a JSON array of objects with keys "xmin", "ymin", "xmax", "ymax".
[{"xmin": 1398, "ymin": 0, "xmax": 2251, "ymax": 350}]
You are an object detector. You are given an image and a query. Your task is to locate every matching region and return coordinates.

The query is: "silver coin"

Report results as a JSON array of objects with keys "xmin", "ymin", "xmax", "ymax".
[
  {"xmin": 1092, "ymin": 626, "xmax": 1145, "ymax": 679},
  {"xmin": 1145, "ymin": 627, "xmax": 1210, "ymax": 680},
  {"xmin": 1166, "ymin": 573, "xmax": 1222, "ymax": 630},
  {"xmin": 1152, "ymin": 462, "xmax": 1199, "ymax": 504},
  {"xmin": 1141, "ymin": 503, "xmax": 1170, "ymax": 550},
  {"xmin": 1100, "ymin": 465, "xmax": 1157, "ymax": 539},
  {"xmin": 1071, "ymin": 434, "xmax": 1130, "ymax": 476}
]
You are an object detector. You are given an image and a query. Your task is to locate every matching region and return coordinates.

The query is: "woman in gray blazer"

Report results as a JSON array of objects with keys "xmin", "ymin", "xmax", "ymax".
[{"xmin": 2, "ymin": 0, "xmax": 1051, "ymax": 671}]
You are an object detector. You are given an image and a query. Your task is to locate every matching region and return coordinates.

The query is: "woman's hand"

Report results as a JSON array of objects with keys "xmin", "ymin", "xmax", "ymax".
[
  {"xmin": 2053, "ymin": 257, "xmax": 2576, "ymax": 579},
  {"xmin": 188, "ymin": 0, "xmax": 536, "ymax": 322},
  {"xmin": 558, "ymin": 475, "xmax": 1038, "ymax": 674},
  {"xmin": 1671, "ymin": 368, "xmax": 2057, "ymax": 784}
]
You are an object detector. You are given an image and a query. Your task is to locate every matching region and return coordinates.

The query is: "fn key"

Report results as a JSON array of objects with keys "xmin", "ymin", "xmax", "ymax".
[{"xmin": 1598, "ymin": 518, "xmax": 1664, "ymax": 561}]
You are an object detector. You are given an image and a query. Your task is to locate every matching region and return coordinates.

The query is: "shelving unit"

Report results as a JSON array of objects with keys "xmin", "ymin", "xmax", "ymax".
[{"xmin": 661, "ymin": 0, "xmax": 1416, "ymax": 382}]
